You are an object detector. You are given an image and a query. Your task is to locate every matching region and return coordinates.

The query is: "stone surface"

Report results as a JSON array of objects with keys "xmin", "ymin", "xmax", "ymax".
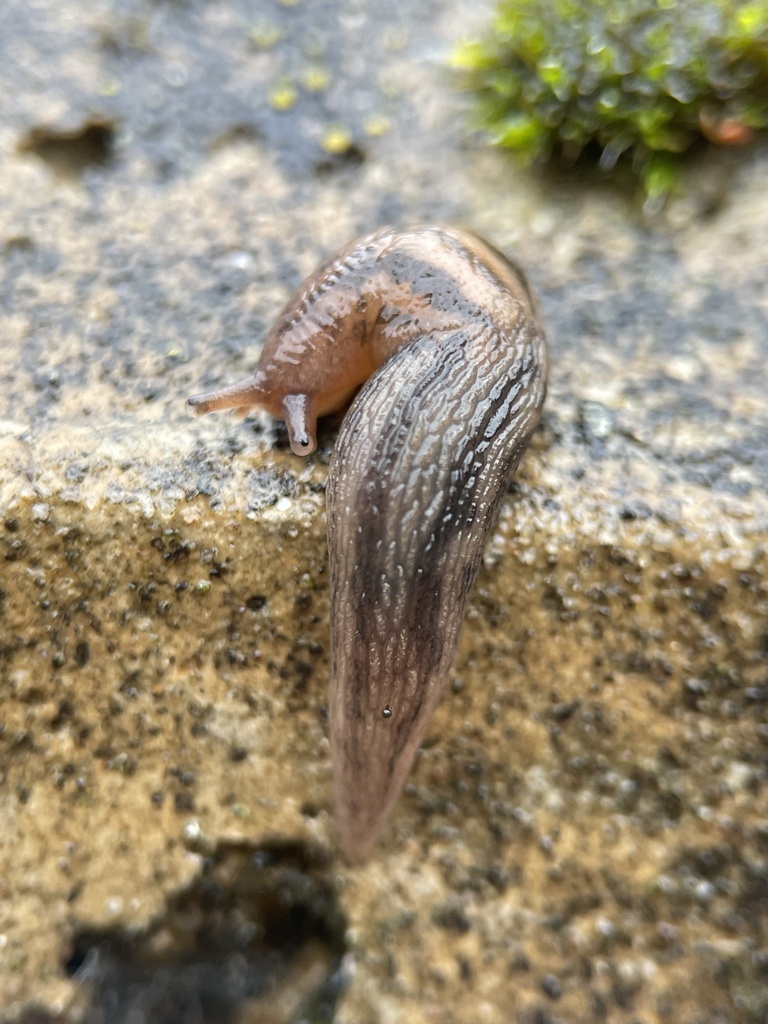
[{"xmin": 0, "ymin": 0, "xmax": 767, "ymax": 1022}]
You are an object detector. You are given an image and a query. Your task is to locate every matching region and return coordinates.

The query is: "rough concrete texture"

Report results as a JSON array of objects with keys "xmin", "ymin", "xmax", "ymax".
[{"xmin": 0, "ymin": 0, "xmax": 766, "ymax": 1022}]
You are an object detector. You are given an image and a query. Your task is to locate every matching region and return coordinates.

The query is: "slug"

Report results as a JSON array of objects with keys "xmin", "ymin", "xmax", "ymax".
[{"xmin": 188, "ymin": 225, "xmax": 548, "ymax": 862}]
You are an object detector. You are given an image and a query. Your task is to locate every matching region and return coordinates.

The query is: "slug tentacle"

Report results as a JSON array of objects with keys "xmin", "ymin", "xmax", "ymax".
[
  {"xmin": 188, "ymin": 225, "xmax": 548, "ymax": 862},
  {"xmin": 282, "ymin": 393, "xmax": 317, "ymax": 455},
  {"xmin": 187, "ymin": 369, "xmax": 269, "ymax": 416}
]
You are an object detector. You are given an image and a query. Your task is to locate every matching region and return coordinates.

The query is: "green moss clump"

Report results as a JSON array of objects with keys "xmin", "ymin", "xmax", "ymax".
[{"xmin": 453, "ymin": 0, "xmax": 768, "ymax": 199}]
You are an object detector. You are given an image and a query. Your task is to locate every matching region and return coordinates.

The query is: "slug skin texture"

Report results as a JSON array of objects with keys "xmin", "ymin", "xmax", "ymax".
[{"xmin": 189, "ymin": 226, "xmax": 548, "ymax": 862}]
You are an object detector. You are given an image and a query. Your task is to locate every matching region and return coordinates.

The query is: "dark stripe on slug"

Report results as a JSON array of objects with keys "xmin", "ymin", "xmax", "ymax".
[
  {"xmin": 375, "ymin": 249, "xmax": 483, "ymax": 318},
  {"xmin": 378, "ymin": 229, "xmax": 535, "ymax": 327},
  {"xmin": 334, "ymin": 325, "xmax": 539, "ymax": 651}
]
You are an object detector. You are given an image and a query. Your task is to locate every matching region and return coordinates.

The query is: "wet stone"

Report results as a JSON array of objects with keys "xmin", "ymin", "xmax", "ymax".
[{"xmin": 1, "ymin": 0, "xmax": 767, "ymax": 1022}]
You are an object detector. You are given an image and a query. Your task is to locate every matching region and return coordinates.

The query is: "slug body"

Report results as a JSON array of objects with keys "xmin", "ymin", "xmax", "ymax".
[{"xmin": 189, "ymin": 226, "xmax": 548, "ymax": 862}]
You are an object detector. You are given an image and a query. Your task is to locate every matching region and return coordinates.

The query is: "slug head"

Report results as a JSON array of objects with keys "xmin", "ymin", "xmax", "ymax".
[{"xmin": 187, "ymin": 376, "xmax": 317, "ymax": 456}]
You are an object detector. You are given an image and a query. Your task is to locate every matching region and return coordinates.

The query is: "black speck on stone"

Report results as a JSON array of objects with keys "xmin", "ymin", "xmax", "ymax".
[
  {"xmin": 174, "ymin": 791, "xmax": 195, "ymax": 813},
  {"xmin": 552, "ymin": 699, "xmax": 580, "ymax": 722},
  {"xmin": 543, "ymin": 914, "xmax": 566, "ymax": 931},
  {"xmin": 620, "ymin": 500, "xmax": 653, "ymax": 521},
  {"xmin": 540, "ymin": 973, "xmax": 562, "ymax": 1000},
  {"xmin": 485, "ymin": 863, "xmax": 511, "ymax": 893},
  {"xmin": 432, "ymin": 902, "xmax": 472, "ymax": 934},
  {"xmin": 683, "ymin": 677, "xmax": 709, "ymax": 708},
  {"xmin": 529, "ymin": 1007, "xmax": 556, "ymax": 1024}
]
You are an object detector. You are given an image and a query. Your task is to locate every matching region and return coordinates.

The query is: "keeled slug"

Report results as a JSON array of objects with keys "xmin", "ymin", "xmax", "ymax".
[{"xmin": 188, "ymin": 225, "xmax": 548, "ymax": 862}]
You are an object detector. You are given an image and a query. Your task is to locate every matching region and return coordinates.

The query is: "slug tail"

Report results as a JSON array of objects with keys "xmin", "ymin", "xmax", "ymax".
[{"xmin": 327, "ymin": 320, "xmax": 547, "ymax": 861}]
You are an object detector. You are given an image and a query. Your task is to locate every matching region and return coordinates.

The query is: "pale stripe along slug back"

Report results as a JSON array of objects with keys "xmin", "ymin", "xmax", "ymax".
[{"xmin": 188, "ymin": 225, "xmax": 548, "ymax": 862}]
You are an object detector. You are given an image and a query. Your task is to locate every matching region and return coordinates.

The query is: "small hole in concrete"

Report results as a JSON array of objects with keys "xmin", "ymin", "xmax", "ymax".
[
  {"xmin": 17, "ymin": 121, "xmax": 116, "ymax": 176},
  {"xmin": 63, "ymin": 840, "xmax": 346, "ymax": 1024},
  {"xmin": 315, "ymin": 143, "xmax": 366, "ymax": 176}
]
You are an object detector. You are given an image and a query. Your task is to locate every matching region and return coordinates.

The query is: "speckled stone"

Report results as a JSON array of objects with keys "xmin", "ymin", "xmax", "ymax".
[{"xmin": 1, "ymin": 0, "xmax": 767, "ymax": 1022}]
